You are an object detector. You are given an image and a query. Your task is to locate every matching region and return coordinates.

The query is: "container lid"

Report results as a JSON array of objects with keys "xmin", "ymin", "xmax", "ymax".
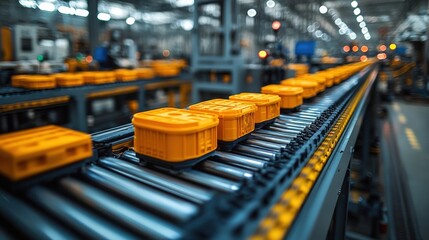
[
  {"xmin": 189, "ymin": 99, "xmax": 257, "ymax": 118},
  {"xmin": 280, "ymin": 79, "xmax": 318, "ymax": 88},
  {"xmin": 229, "ymin": 93, "xmax": 280, "ymax": 106},
  {"xmin": 54, "ymin": 73, "xmax": 83, "ymax": 81},
  {"xmin": 23, "ymin": 75, "xmax": 54, "ymax": 82},
  {"xmin": 133, "ymin": 108, "xmax": 218, "ymax": 133},
  {"xmin": 261, "ymin": 84, "xmax": 304, "ymax": 96}
]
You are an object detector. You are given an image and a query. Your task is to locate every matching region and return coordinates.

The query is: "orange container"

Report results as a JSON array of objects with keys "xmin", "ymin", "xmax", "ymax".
[
  {"xmin": 280, "ymin": 79, "xmax": 318, "ymax": 98},
  {"xmin": 189, "ymin": 99, "xmax": 257, "ymax": 142},
  {"xmin": 0, "ymin": 125, "xmax": 92, "ymax": 181},
  {"xmin": 133, "ymin": 108, "xmax": 218, "ymax": 163},
  {"xmin": 135, "ymin": 68, "xmax": 155, "ymax": 79},
  {"xmin": 115, "ymin": 69, "xmax": 138, "ymax": 82},
  {"xmin": 299, "ymin": 75, "xmax": 326, "ymax": 93},
  {"xmin": 152, "ymin": 61, "xmax": 181, "ymax": 77},
  {"xmin": 229, "ymin": 93, "xmax": 280, "ymax": 124},
  {"xmin": 11, "ymin": 75, "xmax": 27, "ymax": 87},
  {"xmin": 53, "ymin": 73, "xmax": 84, "ymax": 87},
  {"xmin": 261, "ymin": 85, "xmax": 304, "ymax": 109},
  {"xmin": 82, "ymin": 71, "xmax": 116, "ymax": 84},
  {"xmin": 19, "ymin": 75, "xmax": 56, "ymax": 89}
]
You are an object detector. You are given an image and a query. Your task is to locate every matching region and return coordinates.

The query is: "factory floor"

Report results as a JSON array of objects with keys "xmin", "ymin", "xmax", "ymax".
[{"xmin": 386, "ymin": 99, "xmax": 429, "ymax": 239}]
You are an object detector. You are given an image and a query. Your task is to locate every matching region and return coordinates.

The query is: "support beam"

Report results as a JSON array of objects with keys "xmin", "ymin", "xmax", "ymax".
[{"xmin": 87, "ymin": 0, "xmax": 99, "ymax": 55}]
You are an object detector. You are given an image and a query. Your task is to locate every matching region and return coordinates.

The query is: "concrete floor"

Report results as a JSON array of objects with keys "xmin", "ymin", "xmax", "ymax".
[{"xmin": 387, "ymin": 100, "xmax": 429, "ymax": 239}]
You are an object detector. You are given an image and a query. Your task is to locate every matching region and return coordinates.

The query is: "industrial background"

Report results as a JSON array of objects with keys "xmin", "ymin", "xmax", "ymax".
[{"xmin": 0, "ymin": 0, "xmax": 428, "ymax": 239}]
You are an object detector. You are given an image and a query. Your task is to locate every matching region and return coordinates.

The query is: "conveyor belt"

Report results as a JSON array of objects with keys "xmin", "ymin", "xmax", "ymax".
[{"xmin": 0, "ymin": 64, "xmax": 378, "ymax": 239}]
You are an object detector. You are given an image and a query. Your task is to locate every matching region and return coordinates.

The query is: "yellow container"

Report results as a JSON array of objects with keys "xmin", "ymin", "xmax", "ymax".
[
  {"xmin": 82, "ymin": 71, "xmax": 116, "ymax": 85},
  {"xmin": 261, "ymin": 84, "xmax": 304, "ymax": 109},
  {"xmin": 280, "ymin": 79, "xmax": 318, "ymax": 98},
  {"xmin": 135, "ymin": 68, "xmax": 155, "ymax": 79},
  {"xmin": 11, "ymin": 75, "xmax": 28, "ymax": 87},
  {"xmin": 0, "ymin": 125, "xmax": 92, "ymax": 181},
  {"xmin": 133, "ymin": 108, "xmax": 218, "ymax": 163},
  {"xmin": 115, "ymin": 69, "xmax": 138, "ymax": 82},
  {"xmin": 300, "ymin": 75, "xmax": 326, "ymax": 93},
  {"xmin": 152, "ymin": 61, "xmax": 181, "ymax": 77},
  {"xmin": 229, "ymin": 93, "xmax": 280, "ymax": 124},
  {"xmin": 53, "ymin": 73, "xmax": 84, "ymax": 87},
  {"xmin": 317, "ymin": 72, "xmax": 334, "ymax": 87},
  {"xmin": 189, "ymin": 99, "xmax": 257, "ymax": 142},
  {"xmin": 19, "ymin": 75, "xmax": 56, "ymax": 89}
]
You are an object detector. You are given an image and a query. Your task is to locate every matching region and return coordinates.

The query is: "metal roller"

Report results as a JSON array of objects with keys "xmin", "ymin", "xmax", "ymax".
[
  {"xmin": 0, "ymin": 189, "xmax": 76, "ymax": 240},
  {"xmin": 236, "ymin": 143, "xmax": 282, "ymax": 159},
  {"xmin": 199, "ymin": 160, "xmax": 254, "ymax": 181},
  {"xmin": 27, "ymin": 186, "xmax": 138, "ymax": 240},
  {"xmin": 85, "ymin": 165, "xmax": 198, "ymax": 223},
  {"xmin": 214, "ymin": 151, "xmax": 267, "ymax": 170},
  {"xmin": 243, "ymin": 139, "xmax": 285, "ymax": 152},
  {"xmin": 59, "ymin": 178, "xmax": 183, "ymax": 240},
  {"xmin": 255, "ymin": 129, "xmax": 297, "ymax": 140},
  {"xmin": 98, "ymin": 157, "xmax": 214, "ymax": 204},
  {"xmin": 176, "ymin": 170, "xmax": 241, "ymax": 192},
  {"xmin": 250, "ymin": 133, "xmax": 292, "ymax": 144}
]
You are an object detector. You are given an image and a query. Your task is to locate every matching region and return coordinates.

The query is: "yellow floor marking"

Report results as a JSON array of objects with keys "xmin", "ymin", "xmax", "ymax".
[
  {"xmin": 405, "ymin": 128, "xmax": 421, "ymax": 150},
  {"xmin": 393, "ymin": 102, "xmax": 400, "ymax": 112},
  {"xmin": 398, "ymin": 114, "xmax": 407, "ymax": 124}
]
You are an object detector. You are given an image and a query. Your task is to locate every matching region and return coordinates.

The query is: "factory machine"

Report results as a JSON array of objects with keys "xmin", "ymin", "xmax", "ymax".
[{"xmin": 0, "ymin": 58, "xmax": 378, "ymax": 239}]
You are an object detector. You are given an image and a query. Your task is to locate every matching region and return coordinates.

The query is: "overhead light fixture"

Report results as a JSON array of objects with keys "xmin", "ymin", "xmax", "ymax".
[
  {"xmin": 361, "ymin": 45, "xmax": 368, "ymax": 52},
  {"xmin": 266, "ymin": 0, "xmax": 275, "ymax": 8},
  {"xmin": 390, "ymin": 43, "xmax": 397, "ymax": 50},
  {"xmin": 356, "ymin": 15, "xmax": 364, "ymax": 22},
  {"xmin": 247, "ymin": 8, "xmax": 257, "ymax": 17},
  {"xmin": 361, "ymin": 27, "xmax": 368, "ymax": 34},
  {"xmin": 364, "ymin": 34, "xmax": 371, "ymax": 40},
  {"xmin": 38, "ymin": 2, "xmax": 56, "ymax": 12},
  {"xmin": 351, "ymin": 1, "xmax": 358, "ymax": 8},
  {"xmin": 58, "ymin": 6, "xmax": 75, "ymax": 15},
  {"xmin": 359, "ymin": 22, "xmax": 366, "ymax": 28},
  {"xmin": 343, "ymin": 46, "xmax": 351, "ymax": 52},
  {"xmin": 349, "ymin": 32, "xmax": 357, "ymax": 40},
  {"xmin": 319, "ymin": 5, "xmax": 328, "ymax": 14},
  {"xmin": 315, "ymin": 30, "xmax": 323, "ymax": 38},
  {"xmin": 19, "ymin": 0, "xmax": 37, "ymax": 8},
  {"xmin": 75, "ymin": 9, "xmax": 89, "ymax": 17},
  {"xmin": 180, "ymin": 19, "xmax": 193, "ymax": 31},
  {"xmin": 126, "ymin": 17, "xmax": 135, "ymax": 25},
  {"xmin": 353, "ymin": 8, "xmax": 361, "ymax": 15},
  {"xmin": 334, "ymin": 18, "xmax": 342, "ymax": 25},
  {"xmin": 97, "ymin": 12, "xmax": 111, "ymax": 21}
]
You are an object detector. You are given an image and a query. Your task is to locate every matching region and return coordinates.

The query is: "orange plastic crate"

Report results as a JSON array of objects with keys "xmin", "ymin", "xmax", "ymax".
[
  {"xmin": 299, "ymin": 75, "xmax": 326, "ymax": 93},
  {"xmin": 135, "ymin": 68, "xmax": 155, "ymax": 79},
  {"xmin": 280, "ymin": 79, "xmax": 318, "ymax": 98},
  {"xmin": 229, "ymin": 93, "xmax": 280, "ymax": 124},
  {"xmin": 18, "ymin": 75, "xmax": 56, "ymax": 89},
  {"xmin": 261, "ymin": 84, "xmax": 304, "ymax": 109},
  {"xmin": 115, "ymin": 69, "xmax": 138, "ymax": 82},
  {"xmin": 152, "ymin": 61, "xmax": 181, "ymax": 77},
  {"xmin": 11, "ymin": 75, "xmax": 27, "ymax": 87},
  {"xmin": 133, "ymin": 108, "xmax": 218, "ymax": 163},
  {"xmin": 53, "ymin": 73, "xmax": 84, "ymax": 87},
  {"xmin": 0, "ymin": 125, "xmax": 92, "ymax": 181},
  {"xmin": 82, "ymin": 71, "xmax": 116, "ymax": 84},
  {"xmin": 189, "ymin": 99, "xmax": 257, "ymax": 142}
]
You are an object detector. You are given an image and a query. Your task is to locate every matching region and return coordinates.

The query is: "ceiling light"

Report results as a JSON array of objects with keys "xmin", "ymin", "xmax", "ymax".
[
  {"xmin": 97, "ymin": 12, "xmax": 111, "ymax": 21},
  {"xmin": 315, "ymin": 30, "xmax": 323, "ymax": 38},
  {"xmin": 126, "ymin": 17, "xmax": 135, "ymax": 25},
  {"xmin": 339, "ymin": 29, "xmax": 346, "ymax": 35},
  {"xmin": 319, "ymin": 5, "xmax": 328, "ymax": 14},
  {"xmin": 353, "ymin": 8, "xmax": 361, "ymax": 15},
  {"xmin": 266, "ymin": 0, "xmax": 275, "ymax": 8},
  {"xmin": 307, "ymin": 25, "xmax": 315, "ymax": 32},
  {"xmin": 19, "ymin": 0, "xmax": 37, "ymax": 8},
  {"xmin": 389, "ymin": 43, "xmax": 397, "ymax": 50},
  {"xmin": 359, "ymin": 22, "xmax": 366, "ymax": 28},
  {"xmin": 75, "ymin": 9, "xmax": 88, "ymax": 17},
  {"xmin": 334, "ymin": 19, "xmax": 342, "ymax": 25},
  {"xmin": 180, "ymin": 19, "xmax": 193, "ymax": 31},
  {"xmin": 247, "ymin": 8, "xmax": 257, "ymax": 17},
  {"xmin": 356, "ymin": 15, "xmax": 364, "ymax": 22},
  {"xmin": 361, "ymin": 27, "xmax": 368, "ymax": 34},
  {"xmin": 349, "ymin": 32, "xmax": 357, "ymax": 40},
  {"xmin": 58, "ymin": 6, "xmax": 75, "ymax": 15},
  {"xmin": 364, "ymin": 34, "xmax": 371, "ymax": 40},
  {"xmin": 38, "ymin": 2, "xmax": 55, "ymax": 12},
  {"xmin": 351, "ymin": 1, "xmax": 358, "ymax": 8}
]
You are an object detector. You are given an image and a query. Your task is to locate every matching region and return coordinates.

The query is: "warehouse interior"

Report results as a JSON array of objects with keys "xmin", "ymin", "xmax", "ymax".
[{"xmin": 0, "ymin": 0, "xmax": 428, "ymax": 239}]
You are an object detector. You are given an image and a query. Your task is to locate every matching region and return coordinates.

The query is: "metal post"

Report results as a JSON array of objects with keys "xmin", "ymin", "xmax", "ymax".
[
  {"xmin": 87, "ymin": 0, "xmax": 99, "ymax": 55},
  {"xmin": 326, "ymin": 164, "xmax": 351, "ymax": 240},
  {"xmin": 424, "ymin": 0, "xmax": 429, "ymax": 93}
]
